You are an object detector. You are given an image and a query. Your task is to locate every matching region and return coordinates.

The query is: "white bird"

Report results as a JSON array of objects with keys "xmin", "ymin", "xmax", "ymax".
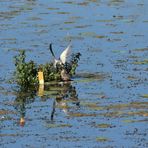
[{"xmin": 49, "ymin": 43, "xmax": 71, "ymax": 67}]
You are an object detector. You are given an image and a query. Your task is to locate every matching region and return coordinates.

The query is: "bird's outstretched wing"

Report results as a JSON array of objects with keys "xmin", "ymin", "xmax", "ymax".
[
  {"xmin": 60, "ymin": 44, "xmax": 71, "ymax": 64},
  {"xmin": 49, "ymin": 43, "xmax": 56, "ymax": 58}
]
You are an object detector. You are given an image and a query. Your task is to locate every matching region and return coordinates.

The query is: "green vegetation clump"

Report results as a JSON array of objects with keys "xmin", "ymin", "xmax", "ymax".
[
  {"xmin": 14, "ymin": 50, "xmax": 81, "ymax": 87},
  {"xmin": 14, "ymin": 50, "xmax": 38, "ymax": 86}
]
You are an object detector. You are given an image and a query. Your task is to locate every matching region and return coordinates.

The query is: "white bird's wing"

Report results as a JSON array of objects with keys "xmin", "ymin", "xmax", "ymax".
[
  {"xmin": 60, "ymin": 44, "xmax": 71, "ymax": 64},
  {"xmin": 54, "ymin": 59, "xmax": 61, "ymax": 67}
]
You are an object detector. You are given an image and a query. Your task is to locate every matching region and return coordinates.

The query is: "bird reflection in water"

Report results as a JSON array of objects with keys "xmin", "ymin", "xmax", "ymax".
[
  {"xmin": 14, "ymin": 81, "xmax": 79, "ymax": 126},
  {"xmin": 49, "ymin": 82, "xmax": 80, "ymax": 121}
]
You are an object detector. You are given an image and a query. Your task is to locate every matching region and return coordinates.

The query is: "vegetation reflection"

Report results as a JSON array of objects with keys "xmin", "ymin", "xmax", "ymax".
[{"xmin": 14, "ymin": 81, "xmax": 79, "ymax": 126}]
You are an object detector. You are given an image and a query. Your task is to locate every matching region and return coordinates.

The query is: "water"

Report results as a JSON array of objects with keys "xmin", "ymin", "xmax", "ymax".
[{"xmin": 0, "ymin": 0, "xmax": 148, "ymax": 147}]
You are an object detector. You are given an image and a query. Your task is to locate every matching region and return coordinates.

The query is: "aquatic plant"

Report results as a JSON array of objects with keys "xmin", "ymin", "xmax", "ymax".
[
  {"xmin": 14, "ymin": 50, "xmax": 81, "ymax": 87},
  {"xmin": 14, "ymin": 50, "xmax": 38, "ymax": 86}
]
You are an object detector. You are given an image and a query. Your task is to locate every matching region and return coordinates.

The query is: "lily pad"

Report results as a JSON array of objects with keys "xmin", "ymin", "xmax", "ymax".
[
  {"xmin": 57, "ymin": 12, "xmax": 70, "ymax": 14},
  {"xmin": 96, "ymin": 123, "xmax": 112, "ymax": 128},
  {"xmin": 105, "ymin": 102, "xmax": 148, "ymax": 110},
  {"xmin": 127, "ymin": 76, "xmax": 138, "ymax": 80},
  {"xmin": 81, "ymin": 102, "xmax": 103, "ymax": 110},
  {"xmin": 123, "ymin": 119, "xmax": 148, "ymax": 123},
  {"xmin": 94, "ymin": 35, "xmax": 107, "ymax": 39},
  {"xmin": 63, "ymin": 1, "xmax": 75, "ymax": 4},
  {"xmin": 47, "ymin": 7, "xmax": 59, "ymax": 10},
  {"xmin": 128, "ymin": 111, "xmax": 148, "ymax": 117},
  {"xmin": 0, "ymin": 134, "xmax": 21, "ymax": 137},
  {"xmin": 141, "ymin": 94, "xmax": 148, "ymax": 98},
  {"xmin": 96, "ymin": 20, "xmax": 113, "ymax": 23},
  {"xmin": 128, "ymin": 55, "xmax": 139, "ymax": 59},
  {"xmin": 134, "ymin": 48, "xmax": 148, "ymax": 52},
  {"xmin": 79, "ymin": 32, "xmax": 96, "ymax": 37},
  {"xmin": 133, "ymin": 59, "xmax": 148, "ymax": 65},
  {"xmin": 64, "ymin": 35, "xmax": 84, "ymax": 41},
  {"xmin": 64, "ymin": 21, "xmax": 75, "ymax": 24},
  {"xmin": 96, "ymin": 137, "xmax": 109, "ymax": 142},
  {"xmin": 75, "ymin": 72, "xmax": 106, "ymax": 82},
  {"xmin": 77, "ymin": 2, "xmax": 89, "ymax": 6},
  {"xmin": 100, "ymin": 111, "xmax": 124, "ymax": 118},
  {"xmin": 46, "ymin": 123, "xmax": 72, "ymax": 128},
  {"xmin": 143, "ymin": 20, "xmax": 148, "ymax": 23},
  {"xmin": 110, "ymin": 31, "xmax": 124, "ymax": 34},
  {"xmin": 69, "ymin": 112, "xmax": 96, "ymax": 117},
  {"xmin": 112, "ymin": 50, "xmax": 126, "ymax": 53},
  {"xmin": 0, "ymin": 109, "xmax": 16, "ymax": 115},
  {"xmin": 75, "ymin": 25, "xmax": 91, "ymax": 28}
]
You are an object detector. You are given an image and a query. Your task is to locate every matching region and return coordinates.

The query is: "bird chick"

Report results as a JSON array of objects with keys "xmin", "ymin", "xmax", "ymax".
[{"xmin": 60, "ymin": 69, "xmax": 71, "ymax": 81}]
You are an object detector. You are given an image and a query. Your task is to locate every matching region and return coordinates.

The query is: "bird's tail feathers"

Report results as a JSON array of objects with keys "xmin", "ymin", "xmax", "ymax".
[{"xmin": 49, "ymin": 43, "xmax": 56, "ymax": 58}]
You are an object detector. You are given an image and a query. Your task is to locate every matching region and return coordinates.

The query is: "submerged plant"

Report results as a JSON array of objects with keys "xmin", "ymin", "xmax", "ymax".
[{"xmin": 14, "ymin": 50, "xmax": 81, "ymax": 87}]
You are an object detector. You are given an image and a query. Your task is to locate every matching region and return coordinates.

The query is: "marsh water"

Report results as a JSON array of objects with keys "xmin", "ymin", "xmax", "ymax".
[{"xmin": 0, "ymin": 0, "xmax": 148, "ymax": 147}]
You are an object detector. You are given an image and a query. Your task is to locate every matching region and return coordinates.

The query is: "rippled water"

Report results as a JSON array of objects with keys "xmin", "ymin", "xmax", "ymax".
[{"xmin": 0, "ymin": 0, "xmax": 148, "ymax": 147}]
